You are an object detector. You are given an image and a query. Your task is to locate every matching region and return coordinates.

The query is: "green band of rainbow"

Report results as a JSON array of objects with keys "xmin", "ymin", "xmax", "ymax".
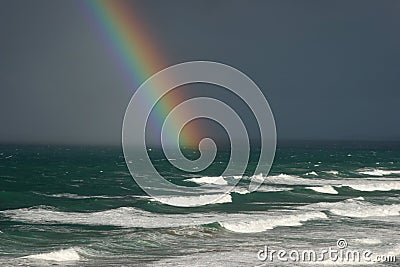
[{"xmin": 83, "ymin": 0, "xmax": 198, "ymax": 147}]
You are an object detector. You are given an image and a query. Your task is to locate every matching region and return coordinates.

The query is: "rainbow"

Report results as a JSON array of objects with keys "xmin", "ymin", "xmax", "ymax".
[{"xmin": 82, "ymin": 0, "xmax": 198, "ymax": 147}]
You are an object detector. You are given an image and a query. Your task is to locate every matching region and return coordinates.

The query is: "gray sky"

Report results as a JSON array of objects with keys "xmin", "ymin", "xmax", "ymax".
[{"xmin": 1, "ymin": 0, "xmax": 399, "ymax": 145}]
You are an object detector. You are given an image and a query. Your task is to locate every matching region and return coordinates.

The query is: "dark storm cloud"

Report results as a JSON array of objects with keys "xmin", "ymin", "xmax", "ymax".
[{"xmin": 0, "ymin": 0, "xmax": 399, "ymax": 145}]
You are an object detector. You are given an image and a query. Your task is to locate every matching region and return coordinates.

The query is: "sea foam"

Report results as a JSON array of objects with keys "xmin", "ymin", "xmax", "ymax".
[
  {"xmin": 301, "ymin": 198, "xmax": 400, "ymax": 218},
  {"xmin": 344, "ymin": 179, "xmax": 400, "ymax": 192},
  {"xmin": 22, "ymin": 247, "xmax": 81, "ymax": 262},
  {"xmin": 261, "ymin": 174, "xmax": 325, "ymax": 186},
  {"xmin": 324, "ymin": 170, "xmax": 339, "ymax": 175},
  {"xmin": 219, "ymin": 211, "xmax": 328, "ymax": 233},
  {"xmin": 0, "ymin": 207, "xmax": 222, "ymax": 228},
  {"xmin": 186, "ymin": 176, "xmax": 228, "ymax": 185},
  {"xmin": 2, "ymin": 206, "xmax": 328, "ymax": 234},
  {"xmin": 358, "ymin": 169, "xmax": 400, "ymax": 176},
  {"xmin": 306, "ymin": 185, "xmax": 338, "ymax": 194},
  {"xmin": 250, "ymin": 173, "xmax": 400, "ymax": 193},
  {"xmin": 156, "ymin": 193, "xmax": 232, "ymax": 206},
  {"xmin": 353, "ymin": 238, "xmax": 382, "ymax": 245}
]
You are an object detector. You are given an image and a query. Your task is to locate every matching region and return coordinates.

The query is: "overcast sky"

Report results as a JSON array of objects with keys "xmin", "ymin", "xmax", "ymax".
[{"xmin": 0, "ymin": 0, "xmax": 399, "ymax": 145}]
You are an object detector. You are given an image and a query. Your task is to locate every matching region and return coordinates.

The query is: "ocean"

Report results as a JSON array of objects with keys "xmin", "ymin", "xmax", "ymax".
[{"xmin": 0, "ymin": 142, "xmax": 399, "ymax": 266}]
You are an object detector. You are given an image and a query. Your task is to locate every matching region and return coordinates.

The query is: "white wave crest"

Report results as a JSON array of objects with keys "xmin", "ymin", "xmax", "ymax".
[
  {"xmin": 185, "ymin": 175, "xmax": 297, "ymax": 194},
  {"xmin": 156, "ymin": 193, "xmax": 232, "ymax": 206},
  {"xmin": 232, "ymin": 187, "xmax": 250, "ymax": 195},
  {"xmin": 0, "ymin": 207, "xmax": 223, "ymax": 228},
  {"xmin": 232, "ymin": 185, "xmax": 292, "ymax": 194},
  {"xmin": 256, "ymin": 186, "xmax": 294, "ymax": 193},
  {"xmin": 301, "ymin": 198, "xmax": 400, "ymax": 218},
  {"xmin": 22, "ymin": 247, "xmax": 81, "ymax": 262},
  {"xmin": 344, "ymin": 179, "xmax": 400, "ymax": 192},
  {"xmin": 324, "ymin": 170, "xmax": 339, "ymax": 175},
  {"xmin": 185, "ymin": 176, "xmax": 228, "ymax": 185},
  {"xmin": 306, "ymin": 185, "xmax": 338, "ymax": 194},
  {"xmin": 1, "ymin": 206, "xmax": 329, "ymax": 233},
  {"xmin": 36, "ymin": 193, "xmax": 123, "ymax": 199},
  {"xmin": 262, "ymin": 174, "xmax": 324, "ymax": 186},
  {"xmin": 251, "ymin": 173, "xmax": 400, "ymax": 192},
  {"xmin": 358, "ymin": 169, "xmax": 400, "ymax": 176},
  {"xmin": 353, "ymin": 238, "xmax": 382, "ymax": 245},
  {"xmin": 219, "ymin": 211, "xmax": 328, "ymax": 233}
]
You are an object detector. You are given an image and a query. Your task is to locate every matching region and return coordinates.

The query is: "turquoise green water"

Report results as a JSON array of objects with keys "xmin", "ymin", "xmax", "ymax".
[{"xmin": 0, "ymin": 143, "xmax": 399, "ymax": 266}]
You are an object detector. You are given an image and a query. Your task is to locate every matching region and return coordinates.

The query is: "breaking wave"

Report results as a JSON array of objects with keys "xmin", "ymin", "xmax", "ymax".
[
  {"xmin": 22, "ymin": 247, "xmax": 81, "ymax": 262},
  {"xmin": 306, "ymin": 185, "xmax": 338, "ymax": 194},
  {"xmin": 185, "ymin": 176, "xmax": 228, "ymax": 185},
  {"xmin": 301, "ymin": 197, "xmax": 400, "ymax": 218},
  {"xmin": 247, "ymin": 173, "xmax": 400, "ymax": 192},
  {"xmin": 343, "ymin": 179, "xmax": 400, "ymax": 192},
  {"xmin": 358, "ymin": 169, "xmax": 400, "ymax": 176},
  {"xmin": 1, "ymin": 207, "xmax": 328, "ymax": 234},
  {"xmin": 155, "ymin": 193, "xmax": 232, "ymax": 206},
  {"xmin": 219, "ymin": 211, "xmax": 328, "ymax": 233},
  {"xmin": 0, "ymin": 207, "xmax": 221, "ymax": 228}
]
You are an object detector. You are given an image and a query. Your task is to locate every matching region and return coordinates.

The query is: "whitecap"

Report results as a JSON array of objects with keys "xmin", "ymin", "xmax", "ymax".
[
  {"xmin": 353, "ymin": 238, "xmax": 382, "ymax": 245},
  {"xmin": 219, "ymin": 211, "xmax": 327, "ymax": 233},
  {"xmin": 358, "ymin": 169, "xmax": 400, "ymax": 176},
  {"xmin": 306, "ymin": 185, "xmax": 338, "ymax": 194},
  {"xmin": 38, "ymin": 193, "xmax": 124, "ymax": 199},
  {"xmin": 185, "ymin": 176, "xmax": 228, "ymax": 185},
  {"xmin": 156, "ymin": 193, "xmax": 232, "ymax": 206},
  {"xmin": 261, "ymin": 174, "xmax": 324, "ymax": 186},
  {"xmin": 1, "ymin": 206, "xmax": 328, "ymax": 233},
  {"xmin": 22, "ymin": 247, "xmax": 81, "ymax": 262},
  {"xmin": 301, "ymin": 198, "xmax": 400, "ymax": 218},
  {"xmin": 232, "ymin": 187, "xmax": 250, "ymax": 195},
  {"xmin": 252, "ymin": 173, "xmax": 400, "ymax": 192},
  {"xmin": 255, "ymin": 186, "xmax": 294, "ymax": 192},
  {"xmin": 0, "ymin": 206, "xmax": 226, "ymax": 228},
  {"xmin": 344, "ymin": 179, "xmax": 400, "ymax": 192},
  {"xmin": 324, "ymin": 170, "xmax": 339, "ymax": 175}
]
